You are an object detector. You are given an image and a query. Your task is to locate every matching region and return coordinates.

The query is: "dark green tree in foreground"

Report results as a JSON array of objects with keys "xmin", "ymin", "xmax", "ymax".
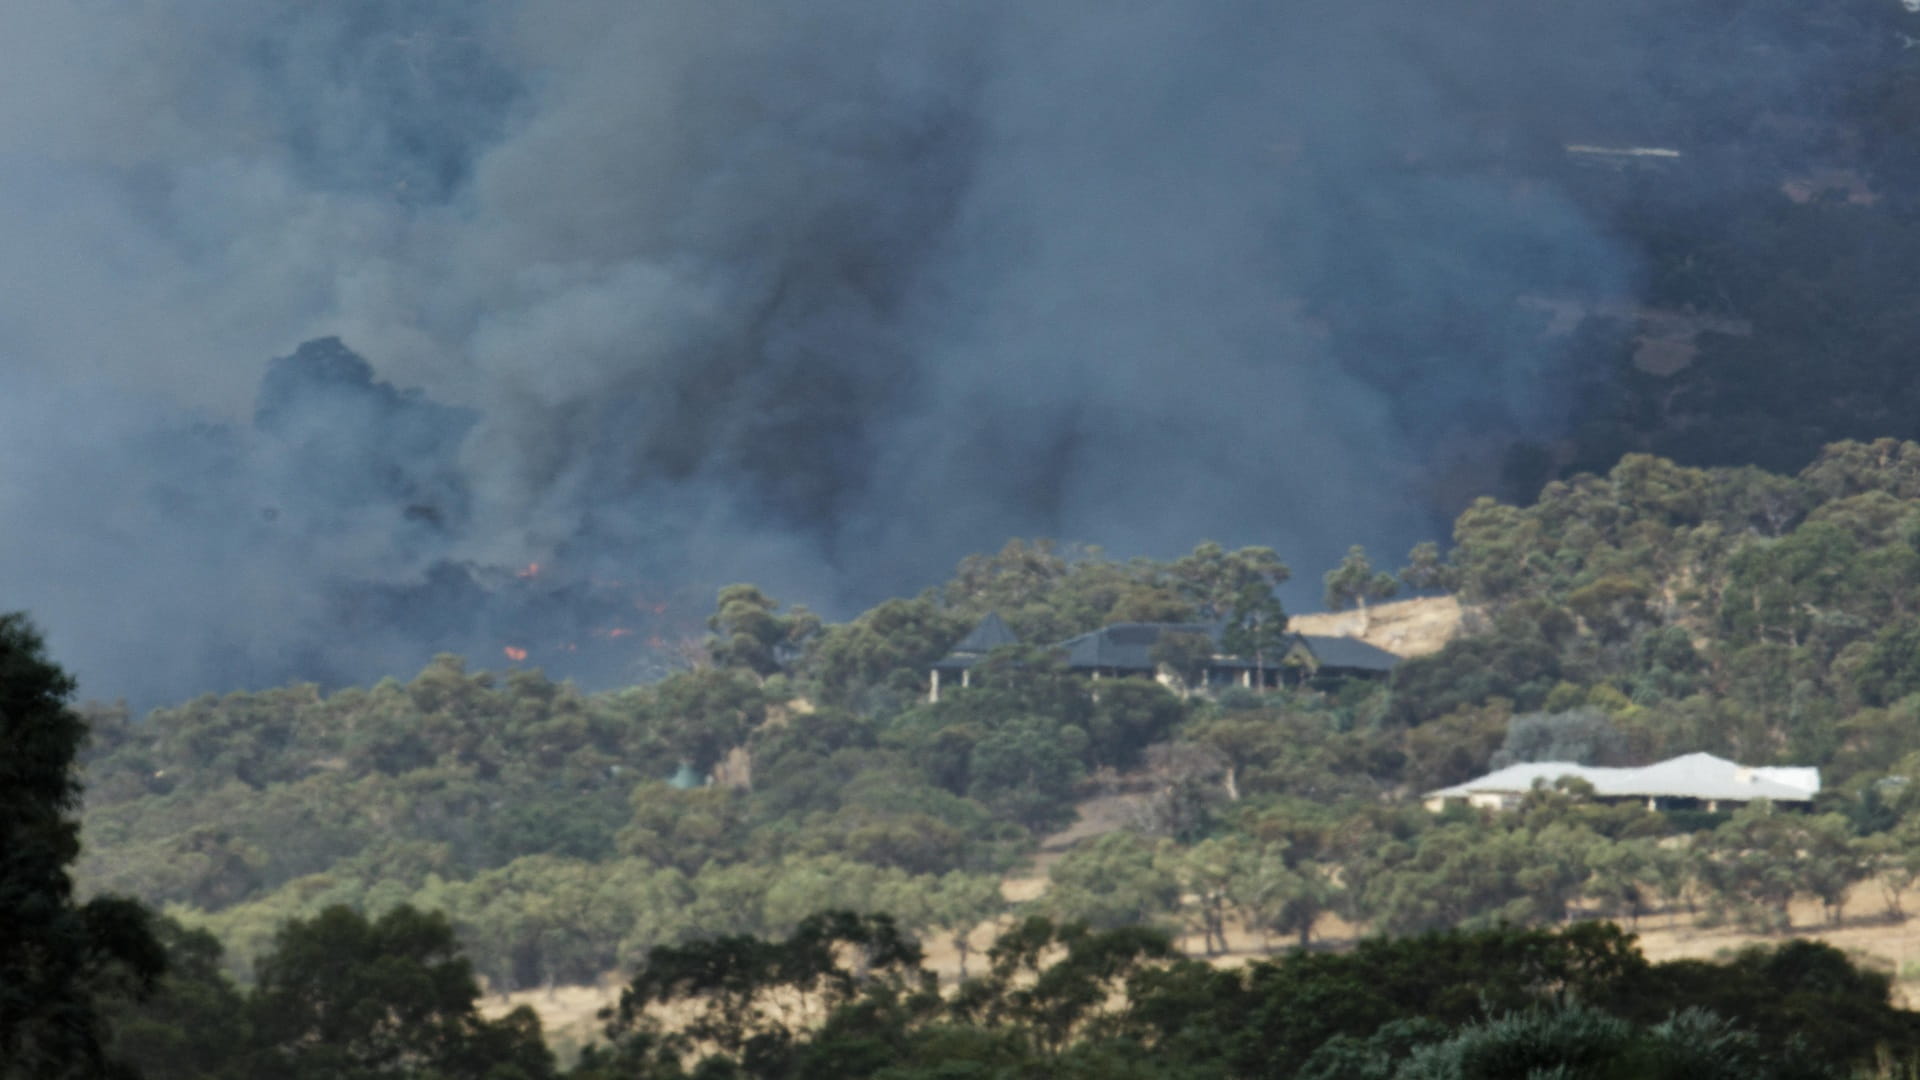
[
  {"xmin": 578, "ymin": 911, "xmax": 934, "ymax": 1079},
  {"xmin": 572, "ymin": 916, "xmax": 1892, "ymax": 1080},
  {"xmin": 1388, "ymin": 1003, "xmax": 1800, "ymax": 1080},
  {"xmin": 0, "ymin": 612, "xmax": 164, "ymax": 1078},
  {"xmin": 250, "ymin": 904, "xmax": 554, "ymax": 1080},
  {"xmin": 97, "ymin": 905, "xmax": 556, "ymax": 1080},
  {"xmin": 102, "ymin": 919, "xmax": 252, "ymax": 1080}
]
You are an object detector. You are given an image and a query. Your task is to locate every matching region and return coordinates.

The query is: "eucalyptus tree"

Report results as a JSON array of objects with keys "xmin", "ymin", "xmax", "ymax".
[{"xmin": 0, "ymin": 612, "xmax": 164, "ymax": 1078}]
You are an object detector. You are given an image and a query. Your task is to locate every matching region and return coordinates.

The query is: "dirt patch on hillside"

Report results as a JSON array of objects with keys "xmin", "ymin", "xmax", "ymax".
[
  {"xmin": 1290, "ymin": 595, "xmax": 1465, "ymax": 658},
  {"xmin": 482, "ymin": 982, "xmax": 620, "ymax": 1066},
  {"xmin": 1002, "ymin": 792, "xmax": 1150, "ymax": 902}
]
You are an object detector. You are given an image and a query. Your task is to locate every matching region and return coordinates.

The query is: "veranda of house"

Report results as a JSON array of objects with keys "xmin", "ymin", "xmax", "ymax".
[{"xmin": 928, "ymin": 614, "xmax": 1400, "ymax": 702}]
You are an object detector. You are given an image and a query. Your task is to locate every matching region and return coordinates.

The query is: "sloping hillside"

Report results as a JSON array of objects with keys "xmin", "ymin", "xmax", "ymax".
[{"xmin": 1289, "ymin": 594, "xmax": 1465, "ymax": 658}]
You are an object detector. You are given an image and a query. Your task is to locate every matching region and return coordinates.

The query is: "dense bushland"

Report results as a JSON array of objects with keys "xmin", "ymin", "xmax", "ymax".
[
  {"xmin": 56, "ymin": 440, "xmax": 1920, "ymax": 1075},
  {"xmin": 103, "ymin": 911, "xmax": 1920, "ymax": 1079}
]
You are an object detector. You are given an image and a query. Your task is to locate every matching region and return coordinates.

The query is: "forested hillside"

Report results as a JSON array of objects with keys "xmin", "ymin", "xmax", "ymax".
[
  {"xmin": 40, "ymin": 438, "xmax": 1920, "ymax": 1074},
  {"xmin": 63, "ymin": 440, "xmax": 1920, "ymax": 1003}
]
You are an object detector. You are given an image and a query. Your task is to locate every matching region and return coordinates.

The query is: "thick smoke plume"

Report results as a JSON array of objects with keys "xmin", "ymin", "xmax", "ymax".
[{"xmin": 0, "ymin": 1, "xmax": 1898, "ymax": 706}]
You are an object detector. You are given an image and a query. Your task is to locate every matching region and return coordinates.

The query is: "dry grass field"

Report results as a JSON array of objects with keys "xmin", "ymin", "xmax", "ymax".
[
  {"xmin": 1289, "ymin": 594, "xmax": 1465, "ymax": 658},
  {"xmin": 488, "ymin": 767, "xmax": 1920, "ymax": 1037},
  {"xmin": 490, "ymin": 880, "xmax": 1920, "ymax": 1068}
]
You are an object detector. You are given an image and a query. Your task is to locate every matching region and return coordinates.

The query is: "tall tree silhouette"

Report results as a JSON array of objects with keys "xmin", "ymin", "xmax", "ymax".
[{"xmin": 0, "ymin": 613, "xmax": 163, "ymax": 1077}]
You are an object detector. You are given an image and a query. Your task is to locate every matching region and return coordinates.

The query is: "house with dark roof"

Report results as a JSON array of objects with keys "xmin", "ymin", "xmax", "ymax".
[
  {"xmin": 1296, "ymin": 635, "xmax": 1405, "ymax": 680},
  {"xmin": 1056, "ymin": 622, "xmax": 1222, "ymax": 676},
  {"xmin": 928, "ymin": 614, "xmax": 1400, "ymax": 701},
  {"xmin": 928, "ymin": 611, "xmax": 1021, "ymax": 702}
]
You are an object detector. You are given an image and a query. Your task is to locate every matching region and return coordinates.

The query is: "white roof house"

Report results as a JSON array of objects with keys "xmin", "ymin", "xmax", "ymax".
[{"xmin": 1423, "ymin": 752, "xmax": 1820, "ymax": 812}]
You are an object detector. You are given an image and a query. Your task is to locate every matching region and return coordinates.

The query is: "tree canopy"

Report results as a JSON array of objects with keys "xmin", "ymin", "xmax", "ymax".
[{"xmin": 0, "ymin": 612, "xmax": 164, "ymax": 1078}]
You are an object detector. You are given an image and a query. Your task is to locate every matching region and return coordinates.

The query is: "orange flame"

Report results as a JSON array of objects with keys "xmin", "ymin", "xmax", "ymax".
[
  {"xmin": 516, "ymin": 562, "xmax": 541, "ymax": 579},
  {"xmin": 503, "ymin": 645, "xmax": 528, "ymax": 662},
  {"xmin": 592, "ymin": 627, "xmax": 636, "ymax": 639}
]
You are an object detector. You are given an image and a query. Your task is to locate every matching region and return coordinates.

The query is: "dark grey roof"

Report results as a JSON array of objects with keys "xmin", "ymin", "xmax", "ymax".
[
  {"xmin": 933, "ymin": 616, "xmax": 1401, "ymax": 678},
  {"xmin": 1296, "ymin": 634, "xmax": 1402, "ymax": 673},
  {"xmin": 953, "ymin": 611, "xmax": 1019, "ymax": 653},
  {"xmin": 1058, "ymin": 626, "xmax": 1399, "ymax": 674},
  {"xmin": 1058, "ymin": 623, "xmax": 1219, "ymax": 671},
  {"xmin": 932, "ymin": 612, "xmax": 1022, "ymax": 670}
]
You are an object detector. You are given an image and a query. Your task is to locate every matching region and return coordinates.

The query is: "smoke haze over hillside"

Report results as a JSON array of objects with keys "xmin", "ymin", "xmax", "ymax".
[{"xmin": 0, "ymin": 0, "xmax": 1906, "ymax": 706}]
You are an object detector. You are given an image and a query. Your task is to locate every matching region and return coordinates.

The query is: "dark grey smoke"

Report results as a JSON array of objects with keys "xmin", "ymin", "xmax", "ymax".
[{"xmin": 0, "ymin": 0, "xmax": 1903, "ymax": 706}]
